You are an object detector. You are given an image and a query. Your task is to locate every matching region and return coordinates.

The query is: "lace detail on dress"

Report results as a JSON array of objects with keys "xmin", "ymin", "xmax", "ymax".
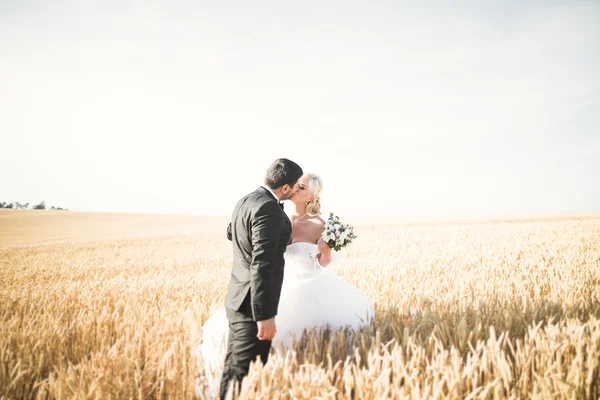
[{"xmin": 284, "ymin": 242, "xmax": 323, "ymax": 280}]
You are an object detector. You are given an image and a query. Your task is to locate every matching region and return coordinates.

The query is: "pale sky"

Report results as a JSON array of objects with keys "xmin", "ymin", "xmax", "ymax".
[{"xmin": 1, "ymin": 1, "xmax": 599, "ymax": 218}]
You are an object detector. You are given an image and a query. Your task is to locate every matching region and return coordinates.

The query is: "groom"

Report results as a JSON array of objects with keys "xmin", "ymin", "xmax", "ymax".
[{"xmin": 219, "ymin": 158, "xmax": 303, "ymax": 399}]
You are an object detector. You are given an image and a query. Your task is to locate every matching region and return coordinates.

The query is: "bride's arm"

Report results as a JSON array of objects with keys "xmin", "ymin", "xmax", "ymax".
[
  {"xmin": 312, "ymin": 218, "xmax": 335, "ymax": 268},
  {"xmin": 316, "ymin": 237, "xmax": 333, "ymax": 267}
]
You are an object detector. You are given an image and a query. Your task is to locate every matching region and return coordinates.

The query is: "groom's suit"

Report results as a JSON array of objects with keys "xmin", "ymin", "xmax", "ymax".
[{"xmin": 220, "ymin": 186, "xmax": 292, "ymax": 399}]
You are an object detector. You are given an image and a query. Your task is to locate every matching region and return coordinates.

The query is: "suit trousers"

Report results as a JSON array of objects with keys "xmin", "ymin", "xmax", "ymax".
[{"xmin": 219, "ymin": 297, "xmax": 272, "ymax": 400}]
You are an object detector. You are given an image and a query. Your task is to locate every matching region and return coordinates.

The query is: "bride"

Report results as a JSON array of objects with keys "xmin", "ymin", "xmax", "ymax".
[{"xmin": 194, "ymin": 173, "xmax": 374, "ymax": 396}]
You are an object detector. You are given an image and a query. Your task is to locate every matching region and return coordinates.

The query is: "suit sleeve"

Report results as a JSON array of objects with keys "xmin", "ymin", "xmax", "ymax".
[
  {"xmin": 249, "ymin": 202, "xmax": 282, "ymax": 321},
  {"xmin": 226, "ymin": 223, "xmax": 232, "ymax": 241}
]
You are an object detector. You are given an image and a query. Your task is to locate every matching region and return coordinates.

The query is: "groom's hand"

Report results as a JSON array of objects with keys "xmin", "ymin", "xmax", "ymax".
[{"xmin": 257, "ymin": 318, "xmax": 276, "ymax": 341}]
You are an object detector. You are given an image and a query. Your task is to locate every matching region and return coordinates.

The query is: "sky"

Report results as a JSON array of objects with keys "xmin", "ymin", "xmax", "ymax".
[{"xmin": 1, "ymin": 1, "xmax": 599, "ymax": 218}]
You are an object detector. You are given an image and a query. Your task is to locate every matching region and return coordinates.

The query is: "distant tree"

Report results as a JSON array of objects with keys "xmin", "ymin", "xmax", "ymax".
[
  {"xmin": 15, "ymin": 202, "xmax": 29, "ymax": 209},
  {"xmin": 1, "ymin": 201, "xmax": 65, "ymax": 210}
]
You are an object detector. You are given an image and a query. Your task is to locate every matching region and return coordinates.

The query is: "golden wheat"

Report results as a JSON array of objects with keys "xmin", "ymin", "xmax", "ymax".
[{"xmin": 1, "ymin": 210, "xmax": 599, "ymax": 399}]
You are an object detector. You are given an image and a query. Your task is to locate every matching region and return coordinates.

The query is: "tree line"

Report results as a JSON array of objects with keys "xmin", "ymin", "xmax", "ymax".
[{"xmin": 0, "ymin": 201, "xmax": 67, "ymax": 210}]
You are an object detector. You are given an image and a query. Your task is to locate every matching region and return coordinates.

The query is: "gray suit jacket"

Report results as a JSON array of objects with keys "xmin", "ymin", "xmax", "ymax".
[{"xmin": 224, "ymin": 187, "xmax": 292, "ymax": 321}]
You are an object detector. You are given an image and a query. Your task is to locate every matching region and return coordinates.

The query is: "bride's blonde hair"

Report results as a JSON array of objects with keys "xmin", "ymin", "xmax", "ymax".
[{"xmin": 305, "ymin": 173, "xmax": 323, "ymax": 217}]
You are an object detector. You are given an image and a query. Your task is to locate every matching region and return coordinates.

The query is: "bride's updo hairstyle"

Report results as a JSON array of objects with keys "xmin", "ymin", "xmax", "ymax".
[{"xmin": 305, "ymin": 173, "xmax": 323, "ymax": 217}]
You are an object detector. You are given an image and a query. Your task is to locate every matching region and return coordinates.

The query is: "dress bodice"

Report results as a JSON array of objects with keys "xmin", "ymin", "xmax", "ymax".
[{"xmin": 284, "ymin": 242, "xmax": 322, "ymax": 280}]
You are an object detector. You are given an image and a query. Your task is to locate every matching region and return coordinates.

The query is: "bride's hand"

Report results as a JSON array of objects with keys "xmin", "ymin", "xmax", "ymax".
[{"xmin": 317, "ymin": 237, "xmax": 331, "ymax": 255}]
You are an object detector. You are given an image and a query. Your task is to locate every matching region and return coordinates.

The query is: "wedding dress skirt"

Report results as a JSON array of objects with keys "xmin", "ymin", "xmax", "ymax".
[{"xmin": 194, "ymin": 242, "xmax": 374, "ymax": 396}]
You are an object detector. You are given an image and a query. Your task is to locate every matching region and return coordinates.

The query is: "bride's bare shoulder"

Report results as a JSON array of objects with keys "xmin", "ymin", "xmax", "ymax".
[
  {"xmin": 312, "ymin": 216, "xmax": 325, "ymax": 227},
  {"xmin": 313, "ymin": 217, "xmax": 326, "ymax": 235},
  {"xmin": 302, "ymin": 215, "xmax": 325, "ymax": 233}
]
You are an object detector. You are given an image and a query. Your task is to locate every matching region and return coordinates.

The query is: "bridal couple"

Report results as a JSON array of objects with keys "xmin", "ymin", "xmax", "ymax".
[{"xmin": 195, "ymin": 158, "xmax": 374, "ymax": 399}]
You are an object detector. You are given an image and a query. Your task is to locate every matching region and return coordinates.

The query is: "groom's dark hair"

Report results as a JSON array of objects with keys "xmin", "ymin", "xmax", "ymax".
[{"xmin": 264, "ymin": 158, "xmax": 303, "ymax": 189}]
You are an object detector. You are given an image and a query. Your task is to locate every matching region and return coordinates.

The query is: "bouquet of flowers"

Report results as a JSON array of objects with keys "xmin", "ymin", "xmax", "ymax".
[{"xmin": 321, "ymin": 213, "xmax": 357, "ymax": 251}]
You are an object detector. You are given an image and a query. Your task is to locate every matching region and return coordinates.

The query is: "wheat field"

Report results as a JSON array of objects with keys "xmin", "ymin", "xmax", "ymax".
[{"xmin": 1, "ymin": 209, "xmax": 599, "ymax": 399}]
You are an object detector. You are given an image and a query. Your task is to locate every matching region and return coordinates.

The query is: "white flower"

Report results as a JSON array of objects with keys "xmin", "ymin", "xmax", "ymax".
[{"xmin": 329, "ymin": 233, "xmax": 336, "ymax": 241}]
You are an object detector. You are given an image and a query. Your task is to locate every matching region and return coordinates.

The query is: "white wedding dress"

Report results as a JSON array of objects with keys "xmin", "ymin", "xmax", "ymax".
[{"xmin": 193, "ymin": 242, "xmax": 374, "ymax": 397}]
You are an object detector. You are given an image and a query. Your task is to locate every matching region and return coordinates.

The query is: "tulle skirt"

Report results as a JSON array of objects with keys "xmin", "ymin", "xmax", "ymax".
[{"xmin": 194, "ymin": 263, "xmax": 373, "ymax": 397}]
